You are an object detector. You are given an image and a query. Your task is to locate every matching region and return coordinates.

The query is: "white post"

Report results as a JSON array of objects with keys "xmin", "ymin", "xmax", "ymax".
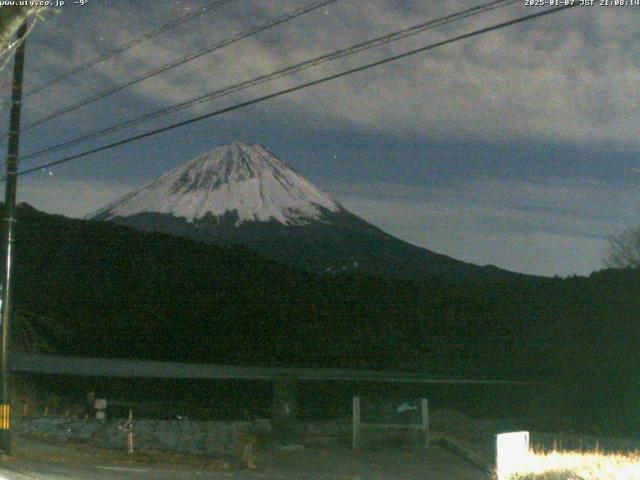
[
  {"xmin": 421, "ymin": 398, "xmax": 429, "ymax": 448},
  {"xmin": 127, "ymin": 408, "xmax": 134, "ymax": 456},
  {"xmin": 352, "ymin": 396, "xmax": 361, "ymax": 449}
]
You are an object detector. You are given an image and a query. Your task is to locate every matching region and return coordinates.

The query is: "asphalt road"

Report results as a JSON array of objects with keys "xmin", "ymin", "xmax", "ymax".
[{"xmin": 1, "ymin": 445, "xmax": 488, "ymax": 480}]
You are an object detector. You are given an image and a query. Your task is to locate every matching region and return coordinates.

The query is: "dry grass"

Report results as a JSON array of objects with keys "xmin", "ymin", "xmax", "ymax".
[
  {"xmin": 12, "ymin": 434, "xmax": 232, "ymax": 470},
  {"xmin": 506, "ymin": 449, "xmax": 640, "ymax": 480}
]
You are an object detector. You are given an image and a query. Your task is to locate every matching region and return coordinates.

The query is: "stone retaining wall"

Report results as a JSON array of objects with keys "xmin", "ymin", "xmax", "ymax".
[
  {"xmin": 16, "ymin": 417, "xmax": 354, "ymax": 455},
  {"xmin": 17, "ymin": 417, "xmax": 271, "ymax": 456}
]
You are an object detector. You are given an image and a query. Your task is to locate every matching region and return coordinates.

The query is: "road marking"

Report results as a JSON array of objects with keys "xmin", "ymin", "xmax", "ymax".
[{"xmin": 96, "ymin": 466, "xmax": 150, "ymax": 473}]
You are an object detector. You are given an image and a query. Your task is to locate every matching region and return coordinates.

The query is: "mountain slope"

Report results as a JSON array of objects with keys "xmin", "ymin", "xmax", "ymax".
[
  {"xmin": 11, "ymin": 203, "xmax": 549, "ymax": 371},
  {"xmin": 90, "ymin": 141, "xmax": 525, "ymax": 280}
]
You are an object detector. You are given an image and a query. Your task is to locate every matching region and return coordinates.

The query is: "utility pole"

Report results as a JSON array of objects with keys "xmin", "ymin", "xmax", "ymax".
[{"xmin": 0, "ymin": 20, "xmax": 28, "ymax": 455}]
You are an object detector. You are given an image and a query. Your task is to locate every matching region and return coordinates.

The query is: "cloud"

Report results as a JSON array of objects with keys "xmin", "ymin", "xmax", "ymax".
[
  {"xmin": 328, "ymin": 175, "xmax": 640, "ymax": 276},
  {"xmin": 13, "ymin": 2, "xmax": 640, "ymax": 147},
  {"xmin": 7, "ymin": 178, "xmax": 135, "ymax": 218}
]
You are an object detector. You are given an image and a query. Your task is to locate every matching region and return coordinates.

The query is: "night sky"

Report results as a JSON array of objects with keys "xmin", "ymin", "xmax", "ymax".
[{"xmin": 1, "ymin": 0, "xmax": 638, "ymax": 277}]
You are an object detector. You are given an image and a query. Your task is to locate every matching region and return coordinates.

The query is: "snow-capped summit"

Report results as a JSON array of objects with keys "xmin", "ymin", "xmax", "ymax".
[{"xmin": 91, "ymin": 141, "xmax": 340, "ymax": 226}]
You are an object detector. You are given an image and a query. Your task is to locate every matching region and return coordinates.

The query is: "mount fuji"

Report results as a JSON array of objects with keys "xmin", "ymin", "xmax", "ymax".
[{"xmin": 90, "ymin": 141, "xmax": 518, "ymax": 280}]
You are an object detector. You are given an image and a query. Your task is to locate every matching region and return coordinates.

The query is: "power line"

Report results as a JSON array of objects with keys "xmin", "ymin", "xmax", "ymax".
[
  {"xmin": 14, "ymin": 5, "xmax": 577, "ymax": 179},
  {"xmin": 1, "ymin": 0, "xmax": 234, "ymax": 105},
  {"xmin": 19, "ymin": 0, "xmax": 339, "ymax": 133},
  {"xmin": 20, "ymin": 0, "xmax": 517, "ymax": 163}
]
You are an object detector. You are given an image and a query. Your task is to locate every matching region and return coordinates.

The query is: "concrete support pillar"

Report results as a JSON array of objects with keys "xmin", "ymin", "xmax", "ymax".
[
  {"xmin": 271, "ymin": 374, "xmax": 302, "ymax": 449},
  {"xmin": 352, "ymin": 396, "xmax": 361, "ymax": 449}
]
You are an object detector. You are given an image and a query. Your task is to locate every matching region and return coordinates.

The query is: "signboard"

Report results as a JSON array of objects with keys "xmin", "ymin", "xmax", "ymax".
[
  {"xmin": 353, "ymin": 396, "xmax": 429, "ymax": 449},
  {"xmin": 94, "ymin": 398, "xmax": 107, "ymax": 410},
  {"xmin": 360, "ymin": 397, "xmax": 423, "ymax": 425},
  {"xmin": 496, "ymin": 431, "xmax": 530, "ymax": 480}
]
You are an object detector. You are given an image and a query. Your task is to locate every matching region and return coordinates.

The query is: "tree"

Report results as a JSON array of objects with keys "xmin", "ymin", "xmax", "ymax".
[
  {"xmin": 604, "ymin": 226, "xmax": 640, "ymax": 269},
  {"xmin": 0, "ymin": 7, "xmax": 42, "ymax": 55}
]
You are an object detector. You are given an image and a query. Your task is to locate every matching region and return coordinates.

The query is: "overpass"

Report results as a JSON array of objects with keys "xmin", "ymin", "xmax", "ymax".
[
  {"xmin": 11, "ymin": 352, "xmax": 533, "ymax": 385},
  {"xmin": 11, "ymin": 352, "xmax": 535, "ymax": 448}
]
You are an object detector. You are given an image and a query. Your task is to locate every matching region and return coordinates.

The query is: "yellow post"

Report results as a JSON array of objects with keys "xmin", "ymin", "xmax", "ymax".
[{"xmin": 0, "ymin": 404, "xmax": 9, "ymax": 430}]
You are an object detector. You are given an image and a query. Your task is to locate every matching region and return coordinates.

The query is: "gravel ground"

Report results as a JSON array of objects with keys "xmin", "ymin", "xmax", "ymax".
[{"xmin": 0, "ymin": 436, "xmax": 489, "ymax": 480}]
